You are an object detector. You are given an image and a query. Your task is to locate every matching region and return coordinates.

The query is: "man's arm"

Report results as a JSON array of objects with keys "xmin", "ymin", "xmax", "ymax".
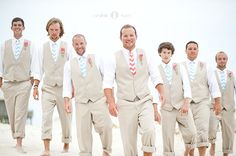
[
  {"xmin": 104, "ymin": 88, "xmax": 118, "ymax": 117},
  {"xmin": 155, "ymin": 84, "xmax": 165, "ymax": 105}
]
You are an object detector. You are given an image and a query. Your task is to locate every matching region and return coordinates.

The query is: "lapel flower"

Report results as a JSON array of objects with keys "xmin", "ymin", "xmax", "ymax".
[
  {"xmin": 87, "ymin": 57, "xmax": 93, "ymax": 67},
  {"xmin": 228, "ymin": 71, "xmax": 233, "ymax": 80},
  {"xmin": 138, "ymin": 53, "xmax": 143, "ymax": 65},
  {"xmin": 23, "ymin": 41, "xmax": 29, "ymax": 50},
  {"xmin": 172, "ymin": 63, "xmax": 178, "ymax": 74},
  {"xmin": 60, "ymin": 47, "xmax": 65, "ymax": 57},
  {"xmin": 199, "ymin": 62, "xmax": 204, "ymax": 69}
]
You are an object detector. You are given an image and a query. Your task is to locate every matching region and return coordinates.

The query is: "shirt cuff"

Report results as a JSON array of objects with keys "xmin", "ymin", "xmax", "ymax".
[{"xmin": 63, "ymin": 91, "xmax": 72, "ymax": 98}]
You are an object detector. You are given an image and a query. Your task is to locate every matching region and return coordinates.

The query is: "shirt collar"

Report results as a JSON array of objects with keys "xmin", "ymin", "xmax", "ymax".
[
  {"xmin": 122, "ymin": 47, "xmax": 137, "ymax": 55},
  {"xmin": 12, "ymin": 37, "xmax": 24, "ymax": 43},
  {"xmin": 49, "ymin": 38, "xmax": 61, "ymax": 46},
  {"xmin": 161, "ymin": 60, "xmax": 173, "ymax": 68},
  {"xmin": 75, "ymin": 52, "xmax": 88, "ymax": 60}
]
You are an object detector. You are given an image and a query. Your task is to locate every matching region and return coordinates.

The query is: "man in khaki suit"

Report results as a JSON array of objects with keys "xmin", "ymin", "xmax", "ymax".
[
  {"xmin": 208, "ymin": 51, "xmax": 235, "ymax": 156},
  {"xmin": 63, "ymin": 34, "xmax": 112, "ymax": 156},
  {"xmin": 0, "ymin": 17, "xmax": 36, "ymax": 153},
  {"xmin": 33, "ymin": 18, "xmax": 72, "ymax": 156},
  {"xmin": 103, "ymin": 24, "xmax": 164, "ymax": 156},
  {"xmin": 157, "ymin": 42, "xmax": 197, "ymax": 156},
  {"xmin": 183, "ymin": 41, "xmax": 221, "ymax": 156}
]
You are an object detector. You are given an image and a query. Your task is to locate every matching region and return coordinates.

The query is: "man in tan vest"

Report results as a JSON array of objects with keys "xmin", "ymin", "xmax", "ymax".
[
  {"xmin": 183, "ymin": 41, "xmax": 221, "ymax": 156},
  {"xmin": 208, "ymin": 51, "xmax": 235, "ymax": 156},
  {"xmin": 157, "ymin": 42, "xmax": 197, "ymax": 156},
  {"xmin": 0, "ymin": 17, "xmax": 36, "ymax": 153},
  {"xmin": 33, "ymin": 18, "xmax": 72, "ymax": 156},
  {"xmin": 63, "ymin": 34, "xmax": 112, "ymax": 156},
  {"xmin": 103, "ymin": 24, "xmax": 164, "ymax": 156}
]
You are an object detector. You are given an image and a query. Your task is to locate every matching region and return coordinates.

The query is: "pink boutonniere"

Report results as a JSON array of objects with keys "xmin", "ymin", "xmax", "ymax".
[
  {"xmin": 228, "ymin": 72, "xmax": 233, "ymax": 79},
  {"xmin": 200, "ymin": 62, "xmax": 204, "ymax": 69},
  {"xmin": 87, "ymin": 57, "xmax": 93, "ymax": 67},
  {"xmin": 60, "ymin": 47, "xmax": 65, "ymax": 57},
  {"xmin": 23, "ymin": 41, "xmax": 29, "ymax": 50},
  {"xmin": 139, "ymin": 53, "xmax": 143, "ymax": 65},
  {"xmin": 172, "ymin": 63, "xmax": 178, "ymax": 74}
]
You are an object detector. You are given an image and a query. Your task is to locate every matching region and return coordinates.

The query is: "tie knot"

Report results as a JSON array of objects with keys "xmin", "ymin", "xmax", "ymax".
[{"xmin": 16, "ymin": 39, "xmax": 20, "ymax": 44}]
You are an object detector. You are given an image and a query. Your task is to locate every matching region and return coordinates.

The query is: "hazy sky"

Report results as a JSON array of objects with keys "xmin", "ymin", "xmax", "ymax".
[{"xmin": 1, "ymin": 0, "xmax": 235, "ymax": 125}]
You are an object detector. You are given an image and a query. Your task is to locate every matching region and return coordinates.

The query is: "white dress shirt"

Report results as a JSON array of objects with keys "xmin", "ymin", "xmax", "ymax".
[
  {"xmin": 185, "ymin": 59, "xmax": 221, "ymax": 98},
  {"xmin": 0, "ymin": 37, "xmax": 37, "ymax": 78},
  {"xmin": 216, "ymin": 68, "xmax": 236, "ymax": 94},
  {"xmin": 34, "ymin": 39, "xmax": 73, "ymax": 81},
  {"xmin": 103, "ymin": 47, "xmax": 163, "ymax": 89},
  {"xmin": 63, "ymin": 52, "xmax": 104, "ymax": 98}
]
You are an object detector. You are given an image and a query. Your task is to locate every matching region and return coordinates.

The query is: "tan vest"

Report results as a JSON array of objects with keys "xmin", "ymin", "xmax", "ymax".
[
  {"xmin": 215, "ymin": 70, "xmax": 235, "ymax": 111},
  {"xmin": 159, "ymin": 63, "xmax": 184, "ymax": 111},
  {"xmin": 71, "ymin": 54, "xmax": 104, "ymax": 104},
  {"xmin": 42, "ymin": 41, "xmax": 68, "ymax": 87},
  {"xmin": 184, "ymin": 62, "xmax": 210, "ymax": 103},
  {"xmin": 115, "ymin": 49, "xmax": 150, "ymax": 101},
  {"xmin": 3, "ymin": 39, "xmax": 31, "ymax": 82}
]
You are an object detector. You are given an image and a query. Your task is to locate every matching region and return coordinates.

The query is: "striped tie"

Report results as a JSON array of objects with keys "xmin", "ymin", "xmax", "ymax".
[
  {"xmin": 129, "ymin": 52, "xmax": 136, "ymax": 75},
  {"xmin": 164, "ymin": 64, "xmax": 172, "ymax": 84},
  {"xmin": 79, "ymin": 56, "xmax": 87, "ymax": 77},
  {"xmin": 220, "ymin": 71, "xmax": 226, "ymax": 89},
  {"xmin": 51, "ymin": 43, "xmax": 57, "ymax": 61},
  {"xmin": 188, "ymin": 61, "xmax": 196, "ymax": 81},
  {"xmin": 14, "ymin": 39, "xmax": 21, "ymax": 59}
]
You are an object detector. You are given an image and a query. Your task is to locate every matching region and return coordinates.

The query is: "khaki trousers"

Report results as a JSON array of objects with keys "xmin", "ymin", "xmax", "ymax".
[
  {"xmin": 2, "ymin": 81, "xmax": 32, "ymax": 139},
  {"xmin": 41, "ymin": 84, "xmax": 71, "ymax": 143},
  {"xmin": 161, "ymin": 108, "xmax": 196, "ymax": 156},
  {"xmin": 75, "ymin": 97, "xmax": 112, "ymax": 156},
  {"xmin": 117, "ymin": 95, "xmax": 156, "ymax": 156},
  {"xmin": 190, "ymin": 100, "xmax": 210, "ymax": 148},
  {"xmin": 209, "ymin": 108, "xmax": 235, "ymax": 154}
]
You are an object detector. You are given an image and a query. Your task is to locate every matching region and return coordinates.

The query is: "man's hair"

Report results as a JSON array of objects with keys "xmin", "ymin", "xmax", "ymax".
[
  {"xmin": 46, "ymin": 17, "xmax": 64, "ymax": 37},
  {"xmin": 11, "ymin": 17, "xmax": 24, "ymax": 27},
  {"xmin": 185, "ymin": 41, "xmax": 198, "ymax": 50},
  {"xmin": 158, "ymin": 42, "xmax": 175, "ymax": 55},
  {"xmin": 120, "ymin": 24, "xmax": 137, "ymax": 39}
]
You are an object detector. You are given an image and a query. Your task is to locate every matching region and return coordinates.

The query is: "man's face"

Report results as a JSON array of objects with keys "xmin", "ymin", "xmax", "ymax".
[
  {"xmin": 72, "ymin": 36, "xmax": 86, "ymax": 56},
  {"xmin": 120, "ymin": 27, "xmax": 136, "ymax": 51},
  {"xmin": 48, "ymin": 22, "xmax": 61, "ymax": 42},
  {"xmin": 11, "ymin": 21, "xmax": 25, "ymax": 37},
  {"xmin": 216, "ymin": 53, "xmax": 228, "ymax": 69},
  {"xmin": 185, "ymin": 43, "xmax": 198, "ymax": 61},
  {"xmin": 160, "ymin": 48, "xmax": 172, "ymax": 64}
]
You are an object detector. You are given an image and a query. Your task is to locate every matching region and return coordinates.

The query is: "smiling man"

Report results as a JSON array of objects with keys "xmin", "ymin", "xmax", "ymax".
[
  {"xmin": 103, "ymin": 24, "xmax": 164, "ymax": 156},
  {"xmin": 0, "ymin": 17, "xmax": 37, "ymax": 153}
]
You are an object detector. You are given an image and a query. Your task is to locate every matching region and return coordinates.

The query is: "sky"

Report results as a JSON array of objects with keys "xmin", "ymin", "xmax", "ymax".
[{"xmin": 0, "ymin": 0, "xmax": 235, "ymax": 125}]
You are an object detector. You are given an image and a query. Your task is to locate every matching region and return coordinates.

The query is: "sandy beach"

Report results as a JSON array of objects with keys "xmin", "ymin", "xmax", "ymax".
[{"xmin": 0, "ymin": 118, "xmax": 235, "ymax": 156}]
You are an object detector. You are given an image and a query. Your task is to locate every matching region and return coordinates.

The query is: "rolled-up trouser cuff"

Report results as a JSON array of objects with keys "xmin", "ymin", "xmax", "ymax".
[
  {"xmin": 103, "ymin": 148, "xmax": 112, "ymax": 154},
  {"xmin": 62, "ymin": 137, "xmax": 71, "ymax": 143},
  {"xmin": 163, "ymin": 152, "xmax": 175, "ymax": 156},
  {"xmin": 185, "ymin": 143, "xmax": 196, "ymax": 149},
  {"xmin": 13, "ymin": 131, "xmax": 25, "ymax": 139},
  {"xmin": 208, "ymin": 138, "xmax": 216, "ymax": 144},
  {"xmin": 197, "ymin": 142, "xmax": 209, "ymax": 148},
  {"xmin": 141, "ymin": 146, "xmax": 156, "ymax": 153},
  {"xmin": 223, "ymin": 149, "xmax": 233, "ymax": 154}
]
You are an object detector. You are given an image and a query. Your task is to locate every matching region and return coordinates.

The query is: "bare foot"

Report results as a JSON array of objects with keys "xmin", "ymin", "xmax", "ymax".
[
  {"xmin": 210, "ymin": 144, "xmax": 215, "ymax": 156},
  {"xmin": 103, "ymin": 151, "xmax": 110, "ymax": 156},
  {"xmin": 61, "ymin": 143, "xmax": 69, "ymax": 153},
  {"xmin": 40, "ymin": 150, "xmax": 50, "ymax": 156},
  {"xmin": 16, "ymin": 146, "xmax": 26, "ymax": 154}
]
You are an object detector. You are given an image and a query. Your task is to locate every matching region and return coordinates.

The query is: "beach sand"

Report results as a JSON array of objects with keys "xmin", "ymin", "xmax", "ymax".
[{"xmin": 1, "ymin": 119, "xmax": 235, "ymax": 156}]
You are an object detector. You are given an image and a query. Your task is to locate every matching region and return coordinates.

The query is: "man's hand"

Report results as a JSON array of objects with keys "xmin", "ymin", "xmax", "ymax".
[
  {"xmin": 108, "ymin": 102, "xmax": 118, "ymax": 117},
  {"xmin": 214, "ymin": 97, "xmax": 221, "ymax": 116},
  {"xmin": 33, "ymin": 87, "xmax": 39, "ymax": 100},
  {"xmin": 179, "ymin": 98, "xmax": 190, "ymax": 116},
  {"xmin": 64, "ymin": 97, "xmax": 72, "ymax": 113}
]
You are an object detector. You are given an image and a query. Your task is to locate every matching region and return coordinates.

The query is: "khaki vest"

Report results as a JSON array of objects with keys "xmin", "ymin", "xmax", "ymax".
[
  {"xmin": 115, "ymin": 49, "xmax": 150, "ymax": 101},
  {"xmin": 183, "ymin": 62, "xmax": 210, "ymax": 103},
  {"xmin": 71, "ymin": 54, "xmax": 104, "ymax": 104},
  {"xmin": 215, "ymin": 70, "xmax": 235, "ymax": 111},
  {"xmin": 42, "ymin": 41, "xmax": 68, "ymax": 87},
  {"xmin": 3, "ymin": 39, "xmax": 31, "ymax": 82},
  {"xmin": 159, "ymin": 63, "xmax": 184, "ymax": 111}
]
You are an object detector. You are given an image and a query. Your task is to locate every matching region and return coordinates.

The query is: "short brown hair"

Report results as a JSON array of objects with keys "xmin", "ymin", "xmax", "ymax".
[
  {"xmin": 46, "ymin": 17, "xmax": 64, "ymax": 37},
  {"xmin": 120, "ymin": 24, "xmax": 137, "ymax": 39},
  {"xmin": 215, "ymin": 51, "xmax": 228, "ymax": 62},
  {"xmin": 185, "ymin": 41, "xmax": 198, "ymax": 50},
  {"xmin": 158, "ymin": 42, "xmax": 175, "ymax": 55}
]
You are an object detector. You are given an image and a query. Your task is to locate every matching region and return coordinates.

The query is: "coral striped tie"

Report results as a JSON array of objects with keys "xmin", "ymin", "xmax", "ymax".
[{"xmin": 129, "ymin": 52, "xmax": 136, "ymax": 75}]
